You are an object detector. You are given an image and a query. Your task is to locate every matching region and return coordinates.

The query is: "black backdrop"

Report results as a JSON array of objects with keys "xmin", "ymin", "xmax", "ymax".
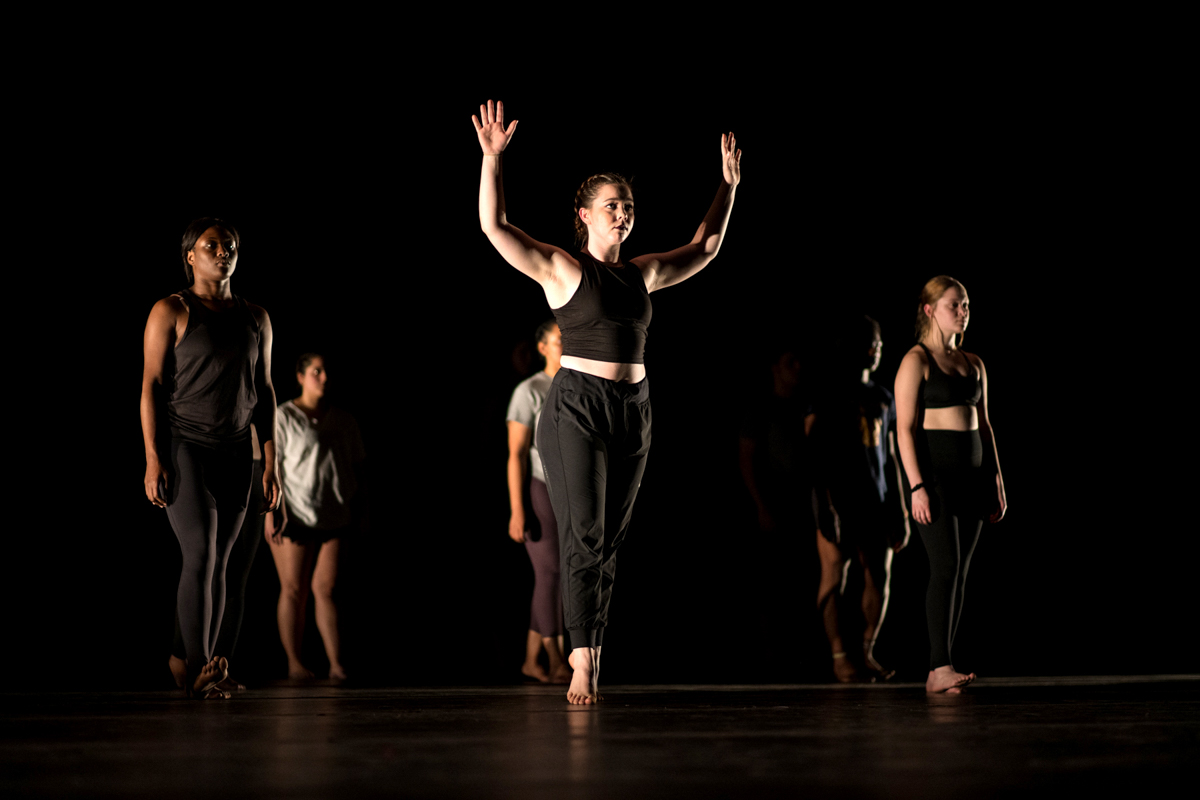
[{"xmin": 11, "ymin": 54, "xmax": 1189, "ymax": 688}]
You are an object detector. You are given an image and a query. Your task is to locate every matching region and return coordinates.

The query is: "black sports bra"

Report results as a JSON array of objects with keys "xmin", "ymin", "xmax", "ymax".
[
  {"xmin": 553, "ymin": 252, "xmax": 652, "ymax": 364},
  {"xmin": 919, "ymin": 344, "xmax": 981, "ymax": 409}
]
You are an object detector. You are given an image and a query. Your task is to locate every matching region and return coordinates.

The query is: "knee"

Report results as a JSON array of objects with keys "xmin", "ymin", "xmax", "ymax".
[
  {"xmin": 279, "ymin": 581, "xmax": 308, "ymax": 604},
  {"xmin": 311, "ymin": 575, "xmax": 336, "ymax": 601}
]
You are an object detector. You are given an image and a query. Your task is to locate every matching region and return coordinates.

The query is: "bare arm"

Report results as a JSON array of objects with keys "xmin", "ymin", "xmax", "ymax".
[
  {"xmin": 634, "ymin": 133, "xmax": 741, "ymax": 292},
  {"xmin": 141, "ymin": 297, "xmax": 182, "ymax": 508},
  {"xmin": 506, "ymin": 420, "xmax": 534, "ymax": 543},
  {"xmin": 474, "ymin": 99, "xmax": 580, "ymax": 307},
  {"xmin": 971, "ymin": 354, "xmax": 1006, "ymax": 522},
  {"xmin": 894, "ymin": 348, "xmax": 932, "ymax": 526},
  {"xmin": 250, "ymin": 304, "xmax": 281, "ymax": 512}
]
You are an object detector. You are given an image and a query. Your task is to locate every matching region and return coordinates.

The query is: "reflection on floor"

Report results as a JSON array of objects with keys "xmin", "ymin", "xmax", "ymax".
[{"xmin": 4, "ymin": 676, "xmax": 1197, "ymax": 798}]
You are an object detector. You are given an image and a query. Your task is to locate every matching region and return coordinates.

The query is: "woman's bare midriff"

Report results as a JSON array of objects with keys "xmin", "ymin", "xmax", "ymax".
[
  {"xmin": 923, "ymin": 405, "xmax": 978, "ymax": 432},
  {"xmin": 560, "ymin": 355, "xmax": 646, "ymax": 384}
]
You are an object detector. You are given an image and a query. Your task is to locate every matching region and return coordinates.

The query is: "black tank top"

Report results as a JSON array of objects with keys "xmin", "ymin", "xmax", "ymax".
[
  {"xmin": 553, "ymin": 252, "xmax": 652, "ymax": 364},
  {"xmin": 919, "ymin": 344, "xmax": 981, "ymax": 408},
  {"xmin": 167, "ymin": 289, "xmax": 261, "ymax": 446}
]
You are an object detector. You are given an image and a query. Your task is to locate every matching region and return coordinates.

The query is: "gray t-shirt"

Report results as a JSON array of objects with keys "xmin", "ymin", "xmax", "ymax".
[
  {"xmin": 276, "ymin": 401, "xmax": 366, "ymax": 530},
  {"xmin": 505, "ymin": 371, "xmax": 553, "ymax": 484}
]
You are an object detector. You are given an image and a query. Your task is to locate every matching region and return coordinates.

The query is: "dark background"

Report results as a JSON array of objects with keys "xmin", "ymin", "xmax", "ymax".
[{"xmin": 11, "ymin": 48, "xmax": 1189, "ymax": 689}]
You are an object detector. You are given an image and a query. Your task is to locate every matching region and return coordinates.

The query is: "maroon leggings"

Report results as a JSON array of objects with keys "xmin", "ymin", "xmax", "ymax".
[{"xmin": 525, "ymin": 478, "xmax": 562, "ymax": 636}]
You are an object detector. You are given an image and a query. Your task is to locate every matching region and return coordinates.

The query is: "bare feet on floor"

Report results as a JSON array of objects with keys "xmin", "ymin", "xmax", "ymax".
[
  {"xmin": 521, "ymin": 662, "xmax": 550, "ymax": 683},
  {"xmin": 329, "ymin": 665, "xmax": 348, "ymax": 682},
  {"xmin": 864, "ymin": 648, "xmax": 896, "ymax": 682},
  {"xmin": 566, "ymin": 647, "xmax": 601, "ymax": 705},
  {"xmin": 832, "ymin": 652, "xmax": 862, "ymax": 683},
  {"xmin": 287, "ymin": 663, "xmax": 317, "ymax": 680},
  {"xmin": 926, "ymin": 665, "xmax": 975, "ymax": 694},
  {"xmin": 192, "ymin": 657, "xmax": 230, "ymax": 699},
  {"xmin": 549, "ymin": 664, "xmax": 572, "ymax": 685}
]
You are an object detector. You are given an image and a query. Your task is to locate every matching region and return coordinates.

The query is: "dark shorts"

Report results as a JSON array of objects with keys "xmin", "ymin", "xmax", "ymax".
[{"xmin": 283, "ymin": 519, "xmax": 348, "ymax": 544}]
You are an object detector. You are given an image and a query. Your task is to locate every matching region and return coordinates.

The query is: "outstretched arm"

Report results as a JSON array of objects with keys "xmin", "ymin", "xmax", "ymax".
[
  {"xmin": 474, "ymin": 99, "xmax": 578, "ymax": 304},
  {"xmin": 634, "ymin": 133, "xmax": 741, "ymax": 292}
]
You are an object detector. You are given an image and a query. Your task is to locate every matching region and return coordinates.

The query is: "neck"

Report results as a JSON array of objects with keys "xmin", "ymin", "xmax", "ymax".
[
  {"xmin": 861, "ymin": 368, "xmax": 872, "ymax": 385},
  {"xmin": 190, "ymin": 277, "xmax": 233, "ymax": 301},
  {"xmin": 923, "ymin": 330, "xmax": 957, "ymax": 352},
  {"xmin": 544, "ymin": 362, "xmax": 561, "ymax": 379},
  {"xmin": 295, "ymin": 393, "xmax": 324, "ymax": 412},
  {"xmin": 585, "ymin": 241, "xmax": 621, "ymax": 264}
]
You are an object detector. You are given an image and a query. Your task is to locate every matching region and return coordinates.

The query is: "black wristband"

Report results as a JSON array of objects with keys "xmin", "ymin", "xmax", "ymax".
[{"xmin": 910, "ymin": 482, "xmax": 926, "ymax": 494}]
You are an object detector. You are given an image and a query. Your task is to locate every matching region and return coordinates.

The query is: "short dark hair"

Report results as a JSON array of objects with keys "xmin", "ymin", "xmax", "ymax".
[
  {"xmin": 296, "ymin": 352, "xmax": 323, "ymax": 376},
  {"xmin": 180, "ymin": 217, "xmax": 240, "ymax": 284}
]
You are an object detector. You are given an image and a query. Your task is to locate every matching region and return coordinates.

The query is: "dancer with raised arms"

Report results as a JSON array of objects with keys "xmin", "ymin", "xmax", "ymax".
[{"xmin": 474, "ymin": 99, "xmax": 740, "ymax": 704}]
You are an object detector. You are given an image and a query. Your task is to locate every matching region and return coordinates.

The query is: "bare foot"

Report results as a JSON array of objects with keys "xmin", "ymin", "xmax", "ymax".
[
  {"xmin": 329, "ymin": 665, "xmax": 348, "ymax": 682},
  {"xmin": 168, "ymin": 656, "xmax": 187, "ymax": 690},
  {"xmin": 549, "ymin": 665, "xmax": 572, "ymax": 685},
  {"xmin": 216, "ymin": 676, "xmax": 246, "ymax": 692},
  {"xmin": 521, "ymin": 662, "xmax": 550, "ymax": 683},
  {"xmin": 832, "ymin": 652, "xmax": 861, "ymax": 683},
  {"xmin": 566, "ymin": 648, "xmax": 601, "ymax": 705},
  {"xmin": 926, "ymin": 665, "xmax": 975, "ymax": 694},
  {"xmin": 192, "ymin": 657, "xmax": 229, "ymax": 699},
  {"xmin": 287, "ymin": 662, "xmax": 317, "ymax": 680}
]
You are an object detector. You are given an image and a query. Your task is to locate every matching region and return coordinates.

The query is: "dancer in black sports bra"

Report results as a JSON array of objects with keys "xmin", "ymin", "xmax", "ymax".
[
  {"xmin": 474, "ymin": 99, "xmax": 741, "ymax": 704},
  {"xmin": 141, "ymin": 218, "xmax": 282, "ymax": 699},
  {"xmin": 895, "ymin": 276, "xmax": 1006, "ymax": 694}
]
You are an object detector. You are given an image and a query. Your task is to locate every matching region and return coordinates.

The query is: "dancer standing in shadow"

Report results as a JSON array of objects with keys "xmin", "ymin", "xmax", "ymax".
[
  {"xmin": 810, "ymin": 316, "xmax": 908, "ymax": 682},
  {"xmin": 895, "ymin": 276, "xmax": 1007, "ymax": 694},
  {"xmin": 474, "ymin": 99, "xmax": 741, "ymax": 703},
  {"xmin": 142, "ymin": 217, "xmax": 281, "ymax": 699},
  {"xmin": 267, "ymin": 353, "xmax": 366, "ymax": 681},
  {"xmin": 507, "ymin": 320, "xmax": 571, "ymax": 684}
]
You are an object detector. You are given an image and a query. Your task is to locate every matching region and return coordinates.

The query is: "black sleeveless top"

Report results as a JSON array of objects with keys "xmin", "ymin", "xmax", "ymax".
[
  {"xmin": 553, "ymin": 252, "xmax": 652, "ymax": 364},
  {"xmin": 167, "ymin": 289, "xmax": 261, "ymax": 446},
  {"xmin": 919, "ymin": 344, "xmax": 981, "ymax": 408}
]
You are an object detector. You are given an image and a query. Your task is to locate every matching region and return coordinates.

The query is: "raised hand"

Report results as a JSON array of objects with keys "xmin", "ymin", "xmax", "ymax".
[
  {"xmin": 473, "ymin": 99, "xmax": 518, "ymax": 156},
  {"xmin": 721, "ymin": 132, "xmax": 742, "ymax": 186}
]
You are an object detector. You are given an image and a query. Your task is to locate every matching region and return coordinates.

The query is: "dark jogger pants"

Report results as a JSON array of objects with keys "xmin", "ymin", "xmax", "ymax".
[{"xmin": 537, "ymin": 368, "xmax": 651, "ymax": 651}]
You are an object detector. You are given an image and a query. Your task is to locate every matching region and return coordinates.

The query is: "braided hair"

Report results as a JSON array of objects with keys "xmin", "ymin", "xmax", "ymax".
[{"xmin": 573, "ymin": 173, "xmax": 632, "ymax": 249}]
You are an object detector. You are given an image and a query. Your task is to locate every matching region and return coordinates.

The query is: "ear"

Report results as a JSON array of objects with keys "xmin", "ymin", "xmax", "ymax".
[
  {"xmin": 186, "ymin": 248, "xmax": 196, "ymax": 267},
  {"xmin": 579, "ymin": 206, "xmax": 590, "ymax": 226},
  {"xmin": 923, "ymin": 303, "xmax": 932, "ymax": 317}
]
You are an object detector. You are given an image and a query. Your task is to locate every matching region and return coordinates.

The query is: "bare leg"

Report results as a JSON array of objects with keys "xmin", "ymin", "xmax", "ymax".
[
  {"xmin": 567, "ymin": 647, "xmax": 601, "ymax": 704},
  {"xmin": 168, "ymin": 655, "xmax": 187, "ymax": 689},
  {"xmin": 816, "ymin": 532, "xmax": 858, "ymax": 682},
  {"xmin": 268, "ymin": 535, "xmax": 317, "ymax": 679},
  {"xmin": 544, "ymin": 636, "xmax": 571, "ymax": 684},
  {"xmin": 311, "ymin": 538, "xmax": 347, "ymax": 680},
  {"xmin": 521, "ymin": 630, "xmax": 550, "ymax": 682},
  {"xmin": 859, "ymin": 546, "xmax": 894, "ymax": 679}
]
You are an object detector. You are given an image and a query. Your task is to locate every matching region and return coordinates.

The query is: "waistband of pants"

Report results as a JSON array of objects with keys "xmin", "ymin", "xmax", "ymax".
[{"xmin": 553, "ymin": 367, "xmax": 650, "ymax": 402}]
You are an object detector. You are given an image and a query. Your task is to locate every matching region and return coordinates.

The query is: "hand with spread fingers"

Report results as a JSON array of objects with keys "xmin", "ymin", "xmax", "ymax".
[
  {"xmin": 473, "ymin": 99, "xmax": 519, "ymax": 156},
  {"xmin": 721, "ymin": 132, "xmax": 742, "ymax": 187}
]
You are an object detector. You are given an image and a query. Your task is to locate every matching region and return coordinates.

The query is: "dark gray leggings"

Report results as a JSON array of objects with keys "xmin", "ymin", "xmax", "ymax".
[
  {"xmin": 165, "ymin": 438, "xmax": 252, "ymax": 667},
  {"xmin": 525, "ymin": 477, "xmax": 562, "ymax": 637}
]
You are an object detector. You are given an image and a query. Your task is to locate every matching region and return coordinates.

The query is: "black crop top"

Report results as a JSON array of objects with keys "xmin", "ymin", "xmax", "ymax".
[
  {"xmin": 919, "ymin": 344, "xmax": 981, "ymax": 408},
  {"xmin": 553, "ymin": 252, "xmax": 652, "ymax": 364}
]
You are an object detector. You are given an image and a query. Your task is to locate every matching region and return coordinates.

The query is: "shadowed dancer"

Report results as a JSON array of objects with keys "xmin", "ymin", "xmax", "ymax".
[
  {"xmin": 810, "ymin": 316, "xmax": 909, "ymax": 682},
  {"xmin": 474, "ymin": 99, "xmax": 741, "ymax": 703},
  {"xmin": 507, "ymin": 320, "xmax": 571, "ymax": 684},
  {"xmin": 267, "ymin": 353, "xmax": 366, "ymax": 681},
  {"xmin": 142, "ymin": 217, "xmax": 281, "ymax": 699},
  {"xmin": 895, "ymin": 277, "xmax": 1007, "ymax": 694}
]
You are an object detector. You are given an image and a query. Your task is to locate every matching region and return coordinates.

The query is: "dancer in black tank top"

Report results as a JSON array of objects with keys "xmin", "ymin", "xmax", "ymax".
[
  {"xmin": 474, "ymin": 99, "xmax": 741, "ymax": 704},
  {"xmin": 141, "ymin": 218, "xmax": 281, "ymax": 699},
  {"xmin": 894, "ymin": 276, "xmax": 1007, "ymax": 694}
]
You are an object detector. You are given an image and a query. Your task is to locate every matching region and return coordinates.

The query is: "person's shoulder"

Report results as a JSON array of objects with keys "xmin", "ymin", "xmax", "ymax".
[
  {"xmin": 962, "ymin": 350, "xmax": 984, "ymax": 370},
  {"xmin": 151, "ymin": 293, "xmax": 187, "ymax": 317},
  {"xmin": 243, "ymin": 301, "xmax": 270, "ymax": 326}
]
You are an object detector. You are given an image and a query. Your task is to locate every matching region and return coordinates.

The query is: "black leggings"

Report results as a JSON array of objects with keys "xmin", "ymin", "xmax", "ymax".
[
  {"xmin": 537, "ymin": 368, "xmax": 651, "ymax": 651},
  {"xmin": 165, "ymin": 438, "xmax": 253, "ymax": 667},
  {"xmin": 916, "ymin": 430, "xmax": 986, "ymax": 670},
  {"xmin": 172, "ymin": 461, "xmax": 263, "ymax": 662}
]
